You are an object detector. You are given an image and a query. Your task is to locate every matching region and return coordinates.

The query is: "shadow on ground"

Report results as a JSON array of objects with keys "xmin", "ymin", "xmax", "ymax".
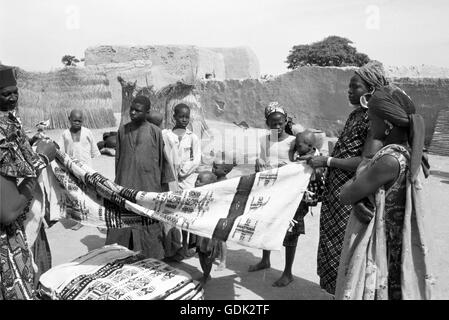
[
  {"xmin": 59, "ymin": 218, "xmax": 81, "ymax": 229},
  {"xmin": 166, "ymin": 247, "xmax": 331, "ymax": 300},
  {"xmin": 430, "ymin": 170, "xmax": 449, "ymax": 179},
  {"xmin": 80, "ymin": 235, "xmax": 107, "ymax": 252}
]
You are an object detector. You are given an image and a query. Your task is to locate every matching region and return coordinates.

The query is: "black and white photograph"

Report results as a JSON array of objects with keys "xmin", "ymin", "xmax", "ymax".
[{"xmin": 1, "ymin": 0, "xmax": 448, "ymax": 306}]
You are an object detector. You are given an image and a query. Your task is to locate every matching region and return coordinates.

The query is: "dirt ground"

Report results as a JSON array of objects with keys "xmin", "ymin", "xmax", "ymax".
[{"xmin": 43, "ymin": 119, "xmax": 449, "ymax": 300}]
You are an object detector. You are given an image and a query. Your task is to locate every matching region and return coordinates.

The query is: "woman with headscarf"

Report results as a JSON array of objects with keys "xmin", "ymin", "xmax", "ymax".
[
  {"xmin": 336, "ymin": 86, "xmax": 434, "ymax": 300},
  {"xmin": 304, "ymin": 61, "xmax": 388, "ymax": 295}
]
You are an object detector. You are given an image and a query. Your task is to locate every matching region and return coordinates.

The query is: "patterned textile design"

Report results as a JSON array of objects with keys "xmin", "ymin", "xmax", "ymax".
[
  {"xmin": 317, "ymin": 107, "xmax": 369, "ymax": 295},
  {"xmin": 0, "ymin": 112, "xmax": 45, "ymax": 178},
  {"xmin": 264, "ymin": 101, "xmax": 287, "ymax": 119},
  {"xmin": 335, "ymin": 144, "xmax": 435, "ymax": 300},
  {"xmin": 282, "ymin": 169, "xmax": 326, "ymax": 247},
  {"xmin": 212, "ymin": 173, "xmax": 256, "ymax": 241},
  {"xmin": 0, "ymin": 212, "xmax": 36, "ymax": 300},
  {"xmin": 382, "ymin": 146, "xmax": 408, "ymax": 299},
  {"xmin": 38, "ymin": 244, "xmax": 203, "ymax": 300},
  {"xmin": 41, "ymin": 150, "xmax": 312, "ymax": 251}
]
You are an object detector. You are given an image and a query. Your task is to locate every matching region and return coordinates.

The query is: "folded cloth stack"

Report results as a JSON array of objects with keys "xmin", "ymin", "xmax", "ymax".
[{"xmin": 38, "ymin": 244, "xmax": 203, "ymax": 300}]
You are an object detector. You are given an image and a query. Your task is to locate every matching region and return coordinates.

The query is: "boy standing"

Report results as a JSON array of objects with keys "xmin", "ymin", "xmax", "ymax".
[
  {"xmin": 163, "ymin": 103, "xmax": 201, "ymax": 190},
  {"xmin": 107, "ymin": 96, "xmax": 174, "ymax": 259},
  {"xmin": 62, "ymin": 109, "xmax": 100, "ymax": 168},
  {"xmin": 210, "ymin": 159, "xmax": 236, "ymax": 270},
  {"xmin": 162, "ymin": 103, "xmax": 201, "ymax": 259}
]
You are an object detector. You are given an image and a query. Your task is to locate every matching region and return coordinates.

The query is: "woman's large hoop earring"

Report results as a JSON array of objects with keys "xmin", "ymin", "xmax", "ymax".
[
  {"xmin": 359, "ymin": 88, "xmax": 376, "ymax": 109},
  {"xmin": 360, "ymin": 95, "xmax": 369, "ymax": 108}
]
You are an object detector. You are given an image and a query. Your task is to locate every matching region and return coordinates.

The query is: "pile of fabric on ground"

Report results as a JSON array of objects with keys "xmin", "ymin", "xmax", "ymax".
[
  {"xmin": 97, "ymin": 131, "xmax": 117, "ymax": 156},
  {"xmin": 38, "ymin": 244, "xmax": 203, "ymax": 300}
]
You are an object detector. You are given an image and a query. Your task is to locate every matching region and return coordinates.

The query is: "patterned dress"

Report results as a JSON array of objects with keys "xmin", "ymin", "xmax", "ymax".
[
  {"xmin": 317, "ymin": 107, "xmax": 369, "ymax": 294},
  {"xmin": 0, "ymin": 111, "xmax": 46, "ymax": 178},
  {"xmin": 375, "ymin": 145, "xmax": 409, "ymax": 300},
  {"xmin": 0, "ymin": 111, "xmax": 46, "ymax": 299},
  {"xmin": 0, "ymin": 212, "xmax": 36, "ymax": 300}
]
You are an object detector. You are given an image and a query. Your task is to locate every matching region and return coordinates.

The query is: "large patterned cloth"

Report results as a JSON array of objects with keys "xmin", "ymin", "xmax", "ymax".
[
  {"xmin": 38, "ymin": 244, "xmax": 203, "ymax": 300},
  {"xmin": 317, "ymin": 106, "xmax": 369, "ymax": 294},
  {"xmin": 335, "ymin": 145, "xmax": 435, "ymax": 300},
  {"xmin": 0, "ymin": 111, "xmax": 45, "ymax": 178},
  {"xmin": 0, "ymin": 212, "xmax": 36, "ymax": 300},
  {"xmin": 42, "ymin": 150, "xmax": 312, "ymax": 251}
]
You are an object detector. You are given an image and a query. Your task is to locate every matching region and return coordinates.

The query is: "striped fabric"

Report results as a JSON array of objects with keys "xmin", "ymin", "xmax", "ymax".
[{"xmin": 38, "ymin": 244, "xmax": 204, "ymax": 300}]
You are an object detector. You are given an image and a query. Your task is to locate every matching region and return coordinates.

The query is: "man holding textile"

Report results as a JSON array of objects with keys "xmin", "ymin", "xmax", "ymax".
[{"xmin": 105, "ymin": 95, "xmax": 175, "ymax": 259}]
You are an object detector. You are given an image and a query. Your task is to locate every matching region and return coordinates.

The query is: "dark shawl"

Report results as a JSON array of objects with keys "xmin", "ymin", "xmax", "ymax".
[{"xmin": 368, "ymin": 87, "xmax": 425, "ymax": 181}]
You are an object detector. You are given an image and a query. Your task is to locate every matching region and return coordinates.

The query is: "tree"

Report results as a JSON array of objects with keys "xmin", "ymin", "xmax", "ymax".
[
  {"xmin": 286, "ymin": 36, "xmax": 370, "ymax": 69},
  {"xmin": 61, "ymin": 55, "xmax": 84, "ymax": 67}
]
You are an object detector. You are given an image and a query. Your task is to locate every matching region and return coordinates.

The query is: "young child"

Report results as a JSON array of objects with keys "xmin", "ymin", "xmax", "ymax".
[
  {"xmin": 209, "ymin": 158, "xmax": 237, "ymax": 271},
  {"xmin": 212, "ymin": 159, "xmax": 236, "ymax": 182},
  {"xmin": 255, "ymin": 102, "xmax": 296, "ymax": 172},
  {"xmin": 294, "ymin": 129, "xmax": 326, "ymax": 203},
  {"xmin": 162, "ymin": 103, "xmax": 201, "ymax": 259},
  {"xmin": 62, "ymin": 109, "xmax": 100, "ymax": 168},
  {"xmin": 194, "ymin": 171, "xmax": 225, "ymax": 283}
]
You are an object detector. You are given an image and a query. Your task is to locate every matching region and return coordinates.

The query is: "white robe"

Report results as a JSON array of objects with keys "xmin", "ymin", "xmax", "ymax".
[{"xmin": 62, "ymin": 127, "xmax": 100, "ymax": 168}]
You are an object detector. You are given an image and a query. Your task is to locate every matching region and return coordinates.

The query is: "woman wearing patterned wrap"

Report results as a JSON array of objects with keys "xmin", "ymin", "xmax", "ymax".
[
  {"xmin": 337, "ymin": 85, "xmax": 433, "ymax": 300},
  {"xmin": 305, "ymin": 61, "xmax": 388, "ymax": 295},
  {"xmin": 0, "ymin": 66, "xmax": 57, "ymax": 299}
]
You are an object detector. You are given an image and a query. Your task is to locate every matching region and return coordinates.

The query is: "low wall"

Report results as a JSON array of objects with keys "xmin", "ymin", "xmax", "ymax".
[{"xmin": 196, "ymin": 68, "xmax": 449, "ymax": 148}]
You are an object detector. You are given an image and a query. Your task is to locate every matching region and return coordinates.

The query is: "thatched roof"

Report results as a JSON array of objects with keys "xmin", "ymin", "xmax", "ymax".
[
  {"xmin": 155, "ymin": 81, "xmax": 196, "ymax": 99},
  {"xmin": 16, "ymin": 67, "xmax": 116, "ymax": 129}
]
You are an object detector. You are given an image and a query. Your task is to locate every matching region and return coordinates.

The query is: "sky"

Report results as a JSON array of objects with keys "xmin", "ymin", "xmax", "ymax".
[{"xmin": 1, "ymin": 0, "xmax": 449, "ymax": 75}]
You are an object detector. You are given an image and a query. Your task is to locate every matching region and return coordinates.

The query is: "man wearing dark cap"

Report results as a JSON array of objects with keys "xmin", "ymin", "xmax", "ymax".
[
  {"xmin": 0, "ymin": 66, "xmax": 19, "ymax": 113},
  {"xmin": 1, "ymin": 66, "xmax": 57, "ymax": 299}
]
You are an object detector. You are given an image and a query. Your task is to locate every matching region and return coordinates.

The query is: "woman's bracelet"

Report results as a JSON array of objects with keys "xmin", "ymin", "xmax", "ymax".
[
  {"xmin": 38, "ymin": 153, "xmax": 50, "ymax": 166},
  {"xmin": 327, "ymin": 157, "xmax": 333, "ymax": 167}
]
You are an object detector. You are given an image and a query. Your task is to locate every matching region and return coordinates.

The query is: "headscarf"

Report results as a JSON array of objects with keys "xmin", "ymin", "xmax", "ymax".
[
  {"xmin": 355, "ymin": 60, "xmax": 389, "ymax": 90},
  {"xmin": 368, "ymin": 86, "xmax": 425, "ymax": 181},
  {"xmin": 264, "ymin": 101, "xmax": 287, "ymax": 119}
]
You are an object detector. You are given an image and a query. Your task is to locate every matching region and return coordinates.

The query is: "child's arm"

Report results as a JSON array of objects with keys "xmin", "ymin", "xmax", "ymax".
[
  {"xmin": 289, "ymin": 145, "xmax": 296, "ymax": 162},
  {"xmin": 178, "ymin": 134, "xmax": 201, "ymax": 179},
  {"xmin": 88, "ymin": 129, "xmax": 101, "ymax": 159},
  {"xmin": 61, "ymin": 130, "xmax": 69, "ymax": 153}
]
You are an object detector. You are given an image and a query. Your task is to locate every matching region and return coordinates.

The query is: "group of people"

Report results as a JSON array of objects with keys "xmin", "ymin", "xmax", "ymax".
[{"xmin": 0, "ymin": 60, "xmax": 434, "ymax": 300}]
